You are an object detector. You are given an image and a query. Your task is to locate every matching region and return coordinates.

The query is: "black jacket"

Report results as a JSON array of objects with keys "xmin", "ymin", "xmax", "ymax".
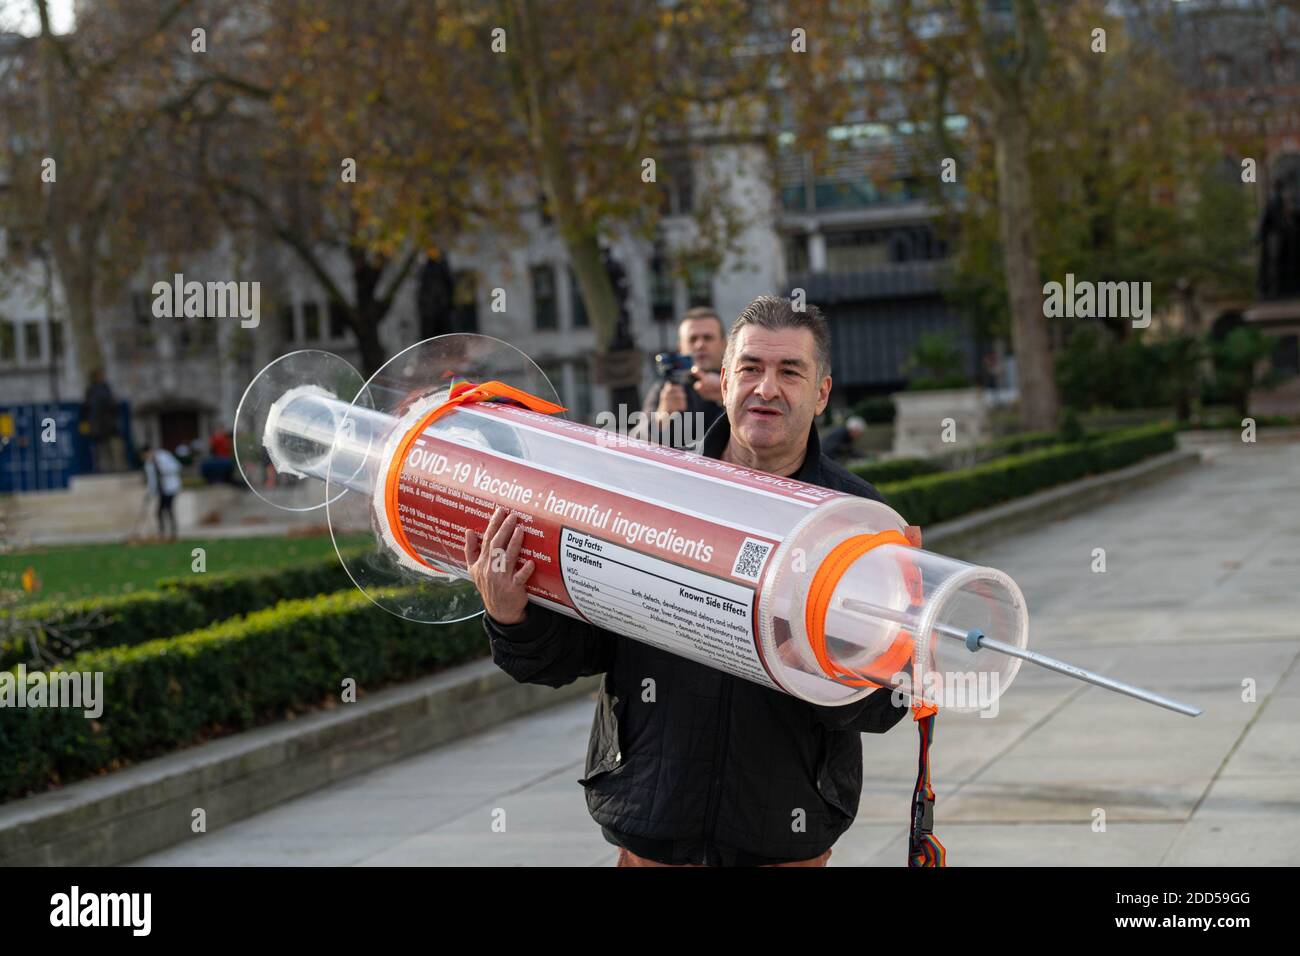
[
  {"xmin": 484, "ymin": 413, "xmax": 910, "ymax": 865},
  {"xmin": 638, "ymin": 379, "xmax": 725, "ymax": 450}
]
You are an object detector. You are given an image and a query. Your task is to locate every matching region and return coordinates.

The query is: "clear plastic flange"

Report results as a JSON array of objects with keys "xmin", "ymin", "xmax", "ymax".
[
  {"xmin": 326, "ymin": 333, "xmax": 563, "ymax": 624},
  {"xmin": 233, "ymin": 349, "xmax": 369, "ymax": 512}
]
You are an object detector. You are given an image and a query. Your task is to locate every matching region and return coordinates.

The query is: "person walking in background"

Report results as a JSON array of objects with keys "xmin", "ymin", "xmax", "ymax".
[
  {"xmin": 141, "ymin": 445, "xmax": 182, "ymax": 540},
  {"xmin": 820, "ymin": 415, "xmax": 866, "ymax": 463}
]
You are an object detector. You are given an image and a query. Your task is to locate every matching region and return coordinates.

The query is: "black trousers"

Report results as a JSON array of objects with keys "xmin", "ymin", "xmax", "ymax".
[{"xmin": 157, "ymin": 493, "xmax": 177, "ymax": 538}]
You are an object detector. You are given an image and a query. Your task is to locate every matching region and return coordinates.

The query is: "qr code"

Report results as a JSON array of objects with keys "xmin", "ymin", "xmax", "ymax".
[{"xmin": 731, "ymin": 537, "xmax": 772, "ymax": 582}]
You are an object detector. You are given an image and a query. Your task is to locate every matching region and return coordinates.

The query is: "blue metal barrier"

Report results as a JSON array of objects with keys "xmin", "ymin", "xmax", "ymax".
[{"xmin": 0, "ymin": 401, "xmax": 133, "ymax": 493}]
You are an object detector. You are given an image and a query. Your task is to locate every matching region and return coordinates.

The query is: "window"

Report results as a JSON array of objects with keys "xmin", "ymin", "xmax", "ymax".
[
  {"xmin": 777, "ymin": 138, "xmax": 811, "ymax": 212},
  {"xmin": 814, "ymin": 178, "xmax": 884, "ymax": 211},
  {"xmin": 826, "ymin": 229, "xmax": 891, "ymax": 270},
  {"xmin": 650, "ymin": 247, "xmax": 675, "ymax": 323},
  {"xmin": 686, "ymin": 264, "xmax": 713, "ymax": 308},
  {"xmin": 50, "ymin": 321, "xmax": 64, "ymax": 360},
  {"xmin": 781, "ymin": 183, "xmax": 809, "ymax": 211},
  {"xmin": 1270, "ymin": 46, "xmax": 1293, "ymax": 85},
  {"xmin": 280, "ymin": 305, "xmax": 296, "ymax": 343},
  {"xmin": 452, "ymin": 270, "xmax": 479, "ymax": 332},
  {"xmin": 569, "ymin": 268, "xmax": 588, "ymax": 328},
  {"xmin": 302, "ymin": 302, "xmax": 321, "ymax": 341},
  {"xmin": 329, "ymin": 301, "xmax": 348, "ymax": 339},
  {"xmin": 824, "ymin": 225, "xmax": 948, "ymax": 271},
  {"xmin": 0, "ymin": 321, "xmax": 14, "ymax": 362},
  {"xmin": 658, "ymin": 154, "xmax": 695, "ymax": 217},
  {"xmin": 784, "ymin": 234, "xmax": 810, "ymax": 274},
  {"xmin": 196, "ymin": 311, "xmax": 217, "ymax": 349},
  {"xmin": 3, "ymin": 223, "xmax": 41, "ymax": 260},
  {"xmin": 1273, "ymin": 334, "xmax": 1300, "ymax": 377},
  {"xmin": 538, "ymin": 361, "xmax": 565, "ymax": 404},
  {"xmin": 570, "ymin": 358, "xmax": 593, "ymax": 423},
  {"xmin": 22, "ymin": 321, "xmax": 41, "ymax": 363},
  {"xmin": 532, "ymin": 264, "xmax": 557, "ymax": 330},
  {"xmin": 1206, "ymin": 54, "xmax": 1232, "ymax": 90},
  {"xmin": 132, "ymin": 291, "xmax": 153, "ymax": 326}
]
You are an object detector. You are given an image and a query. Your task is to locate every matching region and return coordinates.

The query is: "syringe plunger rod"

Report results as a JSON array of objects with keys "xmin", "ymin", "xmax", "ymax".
[
  {"xmin": 264, "ymin": 388, "xmax": 397, "ymax": 493},
  {"xmin": 839, "ymin": 597, "xmax": 1201, "ymax": 717}
]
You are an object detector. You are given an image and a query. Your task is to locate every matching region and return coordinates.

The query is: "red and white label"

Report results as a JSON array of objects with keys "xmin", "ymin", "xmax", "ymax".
[{"xmin": 391, "ymin": 410, "xmax": 784, "ymax": 690}]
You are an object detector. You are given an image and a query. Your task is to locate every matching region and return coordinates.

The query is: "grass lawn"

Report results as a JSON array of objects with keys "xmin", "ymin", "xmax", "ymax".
[{"xmin": 0, "ymin": 531, "xmax": 369, "ymax": 605}]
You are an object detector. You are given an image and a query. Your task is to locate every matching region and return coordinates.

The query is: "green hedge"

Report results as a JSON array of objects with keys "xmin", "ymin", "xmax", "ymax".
[
  {"xmin": 878, "ymin": 423, "xmax": 1177, "ymax": 526},
  {"xmin": 1, "ymin": 590, "xmax": 207, "ymax": 671},
  {"xmin": 852, "ymin": 427, "xmax": 1123, "ymax": 484},
  {"xmin": 157, "ymin": 549, "xmax": 361, "ymax": 619},
  {"xmin": 0, "ymin": 589, "xmax": 487, "ymax": 801},
  {"xmin": 848, "ymin": 457, "xmax": 944, "ymax": 485},
  {"xmin": 1182, "ymin": 412, "xmax": 1300, "ymax": 431},
  {"xmin": 2, "ymin": 550, "xmax": 366, "ymax": 670},
  {"xmin": 975, "ymin": 428, "xmax": 1067, "ymax": 457}
]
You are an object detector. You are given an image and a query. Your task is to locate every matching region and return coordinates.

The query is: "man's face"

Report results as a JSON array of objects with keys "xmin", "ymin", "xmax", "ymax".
[
  {"xmin": 720, "ymin": 325, "xmax": 831, "ymax": 455},
  {"xmin": 678, "ymin": 317, "xmax": 725, "ymax": 371}
]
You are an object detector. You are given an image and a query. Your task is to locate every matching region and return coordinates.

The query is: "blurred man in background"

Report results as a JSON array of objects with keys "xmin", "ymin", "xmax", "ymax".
[
  {"xmin": 820, "ymin": 415, "xmax": 866, "ymax": 463},
  {"xmin": 80, "ymin": 368, "xmax": 123, "ymax": 473},
  {"xmin": 636, "ymin": 307, "xmax": 726, "ymax": 450}
]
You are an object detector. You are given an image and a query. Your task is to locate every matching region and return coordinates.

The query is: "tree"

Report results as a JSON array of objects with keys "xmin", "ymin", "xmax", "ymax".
[
  {"xmin": 890, "ymin": 0, "xmax": 1254, "ymax": 428},
  {"xmin": 1213, "ymin": 327, "xmax": 1276, "ymax": 417},
  {"xmin": 0, "ymin": 0, "xmax": 218, "ymax": 389},
  {"xmin": 903, "ymin": 331, "xmax": 971, "ymax": 390},
  {"xmin": 487, "ymin": 0, "xmax": 775, "ymax": 408},
  {"xmin": 179, "ymin": 0, "xmax": 526, "ymax": 377},
  {"xmin": 1027, "ymin": 4, "xmax": 1253, "ymax": 339},
  {"xmin": 873, "ymin": 0, "xmax": 1061, "ymax": 427}
]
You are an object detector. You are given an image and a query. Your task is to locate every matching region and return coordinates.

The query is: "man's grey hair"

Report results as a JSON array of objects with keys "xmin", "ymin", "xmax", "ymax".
[{"xmin": 723, "ymin": 295, "xmax": 831, "ymax": 381}]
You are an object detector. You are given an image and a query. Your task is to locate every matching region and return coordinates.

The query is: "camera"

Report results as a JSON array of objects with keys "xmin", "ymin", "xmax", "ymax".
[{"xmin": 654, "ymin": 351, "xmax": 695, "ymax": 386}]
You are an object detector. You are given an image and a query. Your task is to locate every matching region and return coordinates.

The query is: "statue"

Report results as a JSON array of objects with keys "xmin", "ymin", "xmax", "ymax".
[{"xmin": 1258, "ymin": 178, "xmax": 1300, "ymax": 299}]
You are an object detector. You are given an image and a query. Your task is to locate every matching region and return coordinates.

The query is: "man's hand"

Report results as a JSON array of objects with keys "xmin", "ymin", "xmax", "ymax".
[
  {"xmin": 904, "ymin": 525, "xmax": 922, "ymax": 548},
  {"xmin": 464, "ymin": 506, "xmax": 535, "ymax": 625},
  {"xmin": 655, "ymin": 381, "xmax": 688, "ymax": 431},
  {"xmin": 657, "ymin": 382, "xmax": 688, "ymax": 416},
  {"xmin": 691, "ymin": 366, "xmax": 723, "ymax": 404}
]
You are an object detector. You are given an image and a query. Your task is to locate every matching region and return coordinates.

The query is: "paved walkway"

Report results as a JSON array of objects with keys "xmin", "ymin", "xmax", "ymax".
[{"xmin": 136, "ymin": 440, "xmax": 1300, "ymax": 866}]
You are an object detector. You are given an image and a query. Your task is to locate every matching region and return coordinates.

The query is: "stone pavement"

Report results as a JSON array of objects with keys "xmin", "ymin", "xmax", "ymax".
[{"xmin": 136, "ymin": 439, "xmax": 1300, "ymax": 866}]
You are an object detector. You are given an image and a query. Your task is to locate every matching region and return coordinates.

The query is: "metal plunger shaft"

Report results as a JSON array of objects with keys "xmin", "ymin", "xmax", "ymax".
[{"xmin": 839, "ymin": 598, "xmax": 1202, "ymax": 718}]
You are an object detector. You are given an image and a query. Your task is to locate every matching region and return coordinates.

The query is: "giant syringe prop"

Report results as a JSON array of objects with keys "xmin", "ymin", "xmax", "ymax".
[{"xmin": 236, "ymin": 340, "xmax": 1203, "ymax": 719}]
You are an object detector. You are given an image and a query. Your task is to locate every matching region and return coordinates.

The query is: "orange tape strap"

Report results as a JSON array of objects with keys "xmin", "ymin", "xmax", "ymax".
[
  {"xmin": 383, "ymin": 380, "xmax": 566, "ymax": 570},
  {"xmin": 804, "ymin": 529, "xmax": 937, "ymax": 718}
]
